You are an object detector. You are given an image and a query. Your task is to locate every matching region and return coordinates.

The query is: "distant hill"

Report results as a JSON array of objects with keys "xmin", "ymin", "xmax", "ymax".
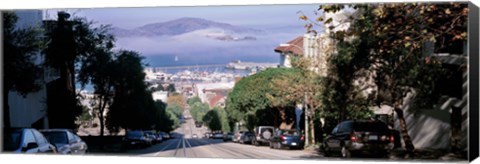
[{"xmin": 110, "ymin": 17, "xmax": 263, "ymax": 41}]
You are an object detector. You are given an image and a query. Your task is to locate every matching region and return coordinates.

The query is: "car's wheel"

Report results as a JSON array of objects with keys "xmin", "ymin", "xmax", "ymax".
[
  {"xmin": 341, "ymin": 146, "xmax": 351, "ymax": 158},
  {"xmin": 322, "ymin": 145, "xmax": 331, "ymax": 157},
  {"xmin": 269, "ymin": 142, "xmax": 273, "ymax": 149}
]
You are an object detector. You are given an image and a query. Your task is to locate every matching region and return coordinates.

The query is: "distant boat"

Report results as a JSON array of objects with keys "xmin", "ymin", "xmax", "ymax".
[{"xmin": 175, "ymin": 56, "xmax": 179, "ymax": 62}]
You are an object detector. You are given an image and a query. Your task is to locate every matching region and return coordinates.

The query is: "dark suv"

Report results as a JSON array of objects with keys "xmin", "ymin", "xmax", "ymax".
[
  {"xmin": 252, "ymin": 126, "xmax": 274, "ymax": 146},
  {"xmin": 322, "ymin": 120, "xmax": 394, "ymax": 158}
]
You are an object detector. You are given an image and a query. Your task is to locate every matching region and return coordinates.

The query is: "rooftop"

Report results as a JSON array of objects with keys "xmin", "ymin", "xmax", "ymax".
[{"xmin": 274, "ymin": 36, "xmax": 303, "ymax": 55}]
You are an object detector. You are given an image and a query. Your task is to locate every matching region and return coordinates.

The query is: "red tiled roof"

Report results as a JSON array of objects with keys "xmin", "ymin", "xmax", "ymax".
[
  {"xmin": 274, "ymin": 36, "xmax": 303, "ymax": 55},
  {"xmin": 209, "ymin": 95, "xmax": 224, "ymax": 108}
]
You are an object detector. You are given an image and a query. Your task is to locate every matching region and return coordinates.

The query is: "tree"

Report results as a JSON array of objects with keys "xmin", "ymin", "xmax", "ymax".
[
  {"xmin": 203, "ymin": 110, "xmax": 222, "ymax": 131},
  {"xmin": 306, "ymin": 3, "xmax": 468, "ymax": 154},
  {"xmin": 213, "ymin": 107, "xmax": 231, "ymax": 132},
  {"xmin": 269, "ymin": 56, "xmax": 327, "ymax": 145},
  {"xmin": 77, "ymin": 22, "xmax": 116, "ymax": 136},
  {"xmin": 106, "ymin": 50, "xmax": 152, "ymax": 131},
  {"xmin": 154, "ymin": 100, "xmax": 177, "ymax": 132},
  {"xmin": 43, "ymin": 11, "xmax": 98, "ymax": 129},
  {"xmin": 189, "ymin": 101, "xmax": 209, "ymax": 123},
  {"xmin": 187, "ymin": 96, "xmax": 202, "ymax": 106},
  {"xmin": 166, "ymin": 84, "xmax": 176, "ymax": 93},
  {"xmin": 166, "ymin": 104, "xmax": 183, "ymax": 119},
  {"xmin": 167, "ymin": 93, "xmax": 186, "ymax": 111},
  {"xmin": 3, "ymin": 12, "xmax": 44, "ymax": 128},
  {"xmin": 225, "ymin": 68, "xmax": 301, "ymax": 129}
]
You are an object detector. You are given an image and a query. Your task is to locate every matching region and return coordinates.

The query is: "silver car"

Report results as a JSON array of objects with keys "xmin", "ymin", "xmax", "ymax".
[
  {"xmin": 3, "ymin": 128, "xmax": 57, "ymax": 154},
  {"xmin": 40, "ymin": 129, "xmax": 88, "ymax": 154}
]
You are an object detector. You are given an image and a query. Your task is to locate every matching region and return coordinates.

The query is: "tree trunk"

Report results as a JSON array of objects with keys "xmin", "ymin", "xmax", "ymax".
[
  {"xmin": 3, "ymin": 89, "xmax": 11, "ymax": 128},
  {"xmin": 309, "ymin": 114, "xmax": 315, "ymax": 145},
  {"xmin": 394, "ymin": 107, "xmax": 415, "ymax": 153},
  {"xmin": 99, "ymin": 110, "xmax": 104, "ymax": 137}
]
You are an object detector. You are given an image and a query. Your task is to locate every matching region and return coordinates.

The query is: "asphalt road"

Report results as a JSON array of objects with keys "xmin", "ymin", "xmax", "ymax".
[{"xmin": 121, "ymin": 110, "xmax": 324, "ymax": 159}]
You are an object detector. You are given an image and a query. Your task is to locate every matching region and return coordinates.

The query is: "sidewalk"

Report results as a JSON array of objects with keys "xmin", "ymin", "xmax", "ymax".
[
  {"xmin": 308, "ymin": 145, "xmax": 468, "ymax": 161},
  {"xmin": 388, "ymin": 148, "xmax": 467, "ymax": 161}
]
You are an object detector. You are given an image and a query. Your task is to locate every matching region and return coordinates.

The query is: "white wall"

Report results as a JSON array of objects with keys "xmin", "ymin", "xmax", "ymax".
[{"xmin": 7, "ymin": 10, "xmax": 48, "ymax": 128}]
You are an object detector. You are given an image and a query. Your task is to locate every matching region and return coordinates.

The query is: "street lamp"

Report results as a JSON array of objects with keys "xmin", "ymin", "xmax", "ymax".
[{"xmin": 279, "ymin": 43, "xmax": 311, "ymax": 147}]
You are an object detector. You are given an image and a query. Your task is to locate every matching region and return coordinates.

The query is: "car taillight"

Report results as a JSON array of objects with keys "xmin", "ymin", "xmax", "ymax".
[
  {"xmin": 300, "ymin": 135, "xmax": 304, "ymax": 140},
  {"xmin": 350, "ymin": 134, "xmax": 357, "ymax": 142},
  {"xmin": 280, "ymin": 135, "xmax": 287, "ymax": 140},
  {"xmin": 389, "ymin": 135, "xmax": 394, "ymax": 143}
]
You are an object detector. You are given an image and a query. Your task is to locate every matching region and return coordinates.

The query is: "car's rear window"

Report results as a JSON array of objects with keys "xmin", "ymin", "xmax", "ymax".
[
  {"xmin": 282, "ymin": 130, "xmax": 301, "ymax": 136},
  {"xmin": 42, "ymin": 131, "xmax": 68, "ymax": 144},
  {"xmin": 353, "ymin": 122, "xmax": 389, "ymax": 132},
  {"xmin": 3, "ymin": 130, "xmax": 22, "ymax": 151}
]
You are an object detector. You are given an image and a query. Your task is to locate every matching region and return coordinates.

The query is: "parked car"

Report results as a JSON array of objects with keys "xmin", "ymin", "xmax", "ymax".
[
  {"xmin": 122, "ymin": 130, "xmax": 152, "ymax": 148},
  {"xmin": 252, "ymin": 126, "xmax": 274, "ymax": 146},
  {"xmin": 212, "ymin": 132, "xmax": 224, "ymax": 139},
  {"xmin": 232, "ymin": 131, "xmax": 245, "ymax": 143},
  {"xmin": 3, "ymin": 128, "xmax": 57, "ymax": 154},
  {"xmin": 192, "ymin": 134, "xmax": 198, "ymax": 138},
  {"xmin": 195, "ymin": 121, "xmax": 202, "ymax": 128},
  {"xmin": 40, "ymin": 129, "xmax": 88, "ymax": 154},
  {"xmin": 223, "ymin": 132, "xmax": 234, "ymax": 142},
  {"xmin": 269, "ymin": 129, "xmax": 304, "ymax": 150},
  {"xmin": 322, "ymin": 120, "xmax": 395, "ymax": 158},
  {"xmin": 144, "ymin": 131, "xmax": 161, "ymax": 144},
  {"xmin": 239, "ymin": 132, "xmax": 255, "ymax": 144},
  {"xmin": 159, "ymin": 132, "xmax": 171, "ymax": 140},
  {"xmin": 204, "ymin": 132, "xmax": 212, "ymax": 139}
]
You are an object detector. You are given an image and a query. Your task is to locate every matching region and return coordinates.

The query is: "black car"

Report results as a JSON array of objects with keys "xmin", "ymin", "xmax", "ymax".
[
  {"xmin": 322, "ymin": 120, "xmax": 395, "ymax": 158},
  {"xmin": 122, "ymin": 130, "xmax": 152, "ymax": 148},
  {"xmin": 195, "ymin": 121, "xmax": 202, "ymax": 128},
  {"xmin": 40, "ymin": 129, "xmax": 88, "ymax": 154},
  {"xmin": 269, "ymin": 129, "xmax": 304, "ymax": 149},
  {"xmin": 3, "ymin": 128, "xmax": 57, "ymax": 154},
  {"xmin": 239, "ymin": 132, "xmax": 255, "ymax": 144}
]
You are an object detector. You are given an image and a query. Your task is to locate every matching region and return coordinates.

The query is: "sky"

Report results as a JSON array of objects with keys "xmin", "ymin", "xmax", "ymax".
[
  {"xmin": 48, "ymin": 4, "xmax": 320, "ymax": 29},
  {"xmin": 43, "ymin": 4, "xmax": 325, "ymax": 66}
]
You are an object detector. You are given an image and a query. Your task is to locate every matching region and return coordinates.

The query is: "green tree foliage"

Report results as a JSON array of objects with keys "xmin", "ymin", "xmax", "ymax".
[
  {"xmin": 214, "ymin": 107, "xmax": 231, "ymax": 132},
  {"xmin": 187, "ymin": 96, "xmax": 202, "ymax": 106},
  {"xmin": 225, "ymin": 68, "xmax": 301, "ymax": 128},
  {"xmin": 166, "ymin": 84, "xmax": 176, "ymax": 93},
  {"xmin": 189, "ymin": 101, "xmax": 209, "ymax": 123},
  {"xmin": 167, "ymin": 94, "xmax": 186, "ymax": 111},
  {"xmin": 153, "ymin": 101, "xmax": 177, "ymax": 132},
  {"xmin": 306, "ymin": 2, "xmax": 468, "ymax": 153},
  {"xmin": 203, "ymin": 110, "xmax": 222, "ymax": 131},
  {"xmin": 166, "ymin": 104, "xmax": 183, "ymax": 119},
  {"xmin": 76, "ymin": 20, "xmax": 116, "ymax": 136},
  {"xmin": 76, "ymin": 106, "xmax": 94, "ymax": 127},
  {"xmin": 106, "ymin": 50, "xmax": 155, "ymax": 131},
  {"xmin": 3, "ymin": 11, "xmax": 44, "ymax": 128}
]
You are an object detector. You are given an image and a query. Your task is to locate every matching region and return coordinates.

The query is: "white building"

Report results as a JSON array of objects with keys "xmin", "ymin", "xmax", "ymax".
[
  {"xmin": 7, "ymin": 10, "xmax": 58, "ymax": 129},
  {"xmin": 152, "ymin": 91, "xmax": 169, "ymax": 103},
  {"xmin": 194, "ymin": 82, "xmax": 235, "ymax": 105}
]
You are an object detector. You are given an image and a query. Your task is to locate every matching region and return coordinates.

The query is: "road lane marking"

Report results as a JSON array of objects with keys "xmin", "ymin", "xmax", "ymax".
[
  {"xmin": 184, "ymin": 139, "xmax": 198, "ymax": 158},
  {"xmin": 182, "ymin": 137, "xmax": 187, "ymax": 157},
  {"xmin": 153, "ymin": 139, "xmax": 181, "ymax": 156},
  {"xmin": 172, "ymin": 138, "xmax": 183, "ymax": 157}
]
